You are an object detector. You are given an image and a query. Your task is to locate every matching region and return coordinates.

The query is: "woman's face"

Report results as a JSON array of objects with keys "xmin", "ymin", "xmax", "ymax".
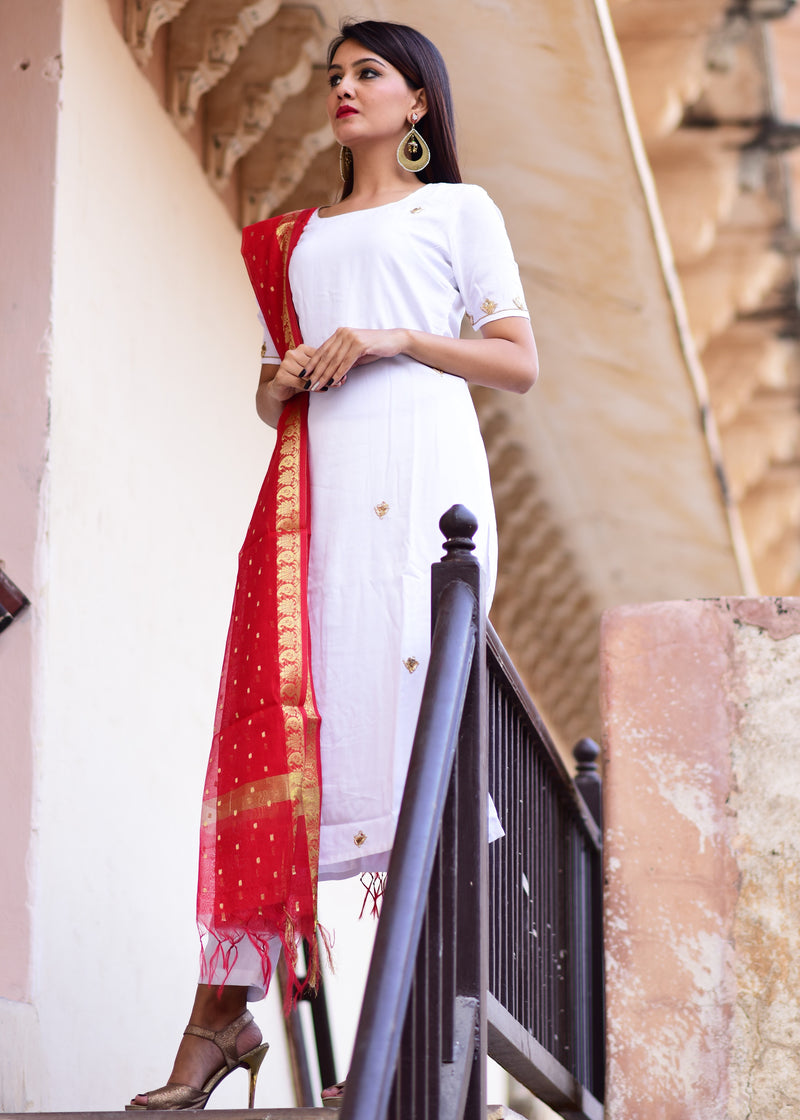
[{"xmin": 327, "ymin": 39, "xmax": 426, "ymax": 149}]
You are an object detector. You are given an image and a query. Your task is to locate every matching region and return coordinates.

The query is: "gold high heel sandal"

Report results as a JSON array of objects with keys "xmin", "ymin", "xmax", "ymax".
[{"xmin": 126, "ymin": 1009, "xmax": 269, "ymax": 1111}]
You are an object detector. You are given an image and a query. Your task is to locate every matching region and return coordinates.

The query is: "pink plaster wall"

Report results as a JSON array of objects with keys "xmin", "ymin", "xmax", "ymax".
[
  {"xmin": 0, "ymin": 0, "xmax": 62, "ymax": 1000},
  {"xmin": 601, "ymin": 597, "xmax": 800, "ymax": 1119}
]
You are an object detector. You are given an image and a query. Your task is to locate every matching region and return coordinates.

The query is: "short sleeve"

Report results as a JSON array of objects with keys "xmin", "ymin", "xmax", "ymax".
[
  {"xmin": 450, "ymin": 186, "xmax": 530, "ymax": 330},
  {"xmin": 256, "ymin": 306, "xmax": 280, "ymax": 364}
]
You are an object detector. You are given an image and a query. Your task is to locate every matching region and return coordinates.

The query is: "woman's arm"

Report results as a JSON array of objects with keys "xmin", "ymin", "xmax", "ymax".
[
  {"xmin": 298, "ymin": 317, "xmax": 538, "ymax": 395},
  {"xmin": 405, "ymin": 318, "xmax": 538, "ymax": 393}
]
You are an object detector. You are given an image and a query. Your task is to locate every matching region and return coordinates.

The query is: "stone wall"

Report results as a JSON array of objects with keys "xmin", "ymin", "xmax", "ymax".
[{"xmin": 602, "ymin": 597, "xmax": 800, "ymax": 1119}]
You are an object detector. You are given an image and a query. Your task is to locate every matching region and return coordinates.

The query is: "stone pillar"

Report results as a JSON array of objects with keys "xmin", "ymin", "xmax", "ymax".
[
  {"xmin": 601, "ymin": 598, "xmax": 800, "ymax": 1120},
  {"xmin": 0, "ymin": 0, "xmax": 62, "ymax": 1003}
]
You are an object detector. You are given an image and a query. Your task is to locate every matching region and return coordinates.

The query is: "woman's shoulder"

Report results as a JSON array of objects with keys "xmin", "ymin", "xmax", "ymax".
[
  {"xmin": 425, "ymin": 181, "xmax": 493, "ymax": 203},
  {"xmin": 424, "ymin": 182, "xmax": 504, "ymax": 220}
]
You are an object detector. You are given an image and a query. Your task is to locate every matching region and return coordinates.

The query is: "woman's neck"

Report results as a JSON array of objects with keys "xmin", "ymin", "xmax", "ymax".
[{"xmin": 339, "ymin": 144, "xmax": 423, "ymax": 211}]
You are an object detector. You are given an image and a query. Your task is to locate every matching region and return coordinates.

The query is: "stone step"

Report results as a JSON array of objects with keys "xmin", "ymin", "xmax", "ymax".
[{"xmin": 3, "ymin": 1107, "xmax": 525, "ymax": 1119}]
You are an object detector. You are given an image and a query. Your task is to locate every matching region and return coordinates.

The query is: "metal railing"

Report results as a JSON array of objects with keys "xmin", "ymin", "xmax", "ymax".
[
  {"xmin": 487, "ymin": 633, "xmax": 604, "ymax": 1118},
  {"xmin": 319, "ymin": 505, "xmax": 604, "ymax": 1120}
]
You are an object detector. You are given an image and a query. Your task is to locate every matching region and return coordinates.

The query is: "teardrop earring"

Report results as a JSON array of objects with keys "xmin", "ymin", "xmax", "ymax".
[
  {"xmin": 397, "ymin": 113, "xmax": 431, "ymax": 173},
  {"xmin": 339, "ymin": 145, "xmax": 353, "ymax": 182}
]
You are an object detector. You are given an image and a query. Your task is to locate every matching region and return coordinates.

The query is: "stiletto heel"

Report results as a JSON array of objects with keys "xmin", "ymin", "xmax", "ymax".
[
  {"xmin": 126, "ymin": 1009, "xmax": 269, "ymax": 1111},
  {"xmin": 247, "ymin": 1043, "xmax": 268, "ymax": 1108}
]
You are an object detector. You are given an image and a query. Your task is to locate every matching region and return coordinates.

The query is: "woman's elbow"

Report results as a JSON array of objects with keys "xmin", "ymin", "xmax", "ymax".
[
  {"xmin": 515, "ymin": 340, "xmax": 539, "ymax": 393},
  {"xmin": 509, "ymin": 322, "xmax": 539, "ymax": 392}
]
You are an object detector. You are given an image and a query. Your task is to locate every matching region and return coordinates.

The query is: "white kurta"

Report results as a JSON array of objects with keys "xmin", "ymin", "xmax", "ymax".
[
  {"xmin": 205, "ymin": 183, "xmax": 530, "ymax": 995},
  {"xmin": 260, "ymin": 182, "xmax": 530, "ymax": 878}
]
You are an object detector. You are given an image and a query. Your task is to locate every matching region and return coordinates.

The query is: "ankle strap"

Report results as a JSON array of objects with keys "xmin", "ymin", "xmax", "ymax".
[{"xmin": 183, "ymin": 1009, "xmax": 253, "ymax": 1069}]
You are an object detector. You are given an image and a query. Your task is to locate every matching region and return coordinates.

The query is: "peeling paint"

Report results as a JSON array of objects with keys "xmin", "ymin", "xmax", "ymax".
[
  {"xmin": 601, "ymin": 598, "xmax": 800, "ymax": 1120},
  {"xmin": 654, "ymin": 760, "xmax": 719, "ymax": 854}
]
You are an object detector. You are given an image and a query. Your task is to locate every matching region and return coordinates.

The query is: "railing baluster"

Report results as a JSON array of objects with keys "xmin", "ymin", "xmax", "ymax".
[
  {"xmin": 442, "ymin": 786, "xmax": 457, "ymax": 1062},
  {"xmin": 485, "ymin": 632, "xmax": 604, "ymax": 1119}
]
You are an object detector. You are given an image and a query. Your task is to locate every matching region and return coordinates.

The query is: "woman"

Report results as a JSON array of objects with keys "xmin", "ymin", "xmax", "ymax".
[{"xmin": 128, "ymin": 18, "xmax": 537, "ymax": 1111}]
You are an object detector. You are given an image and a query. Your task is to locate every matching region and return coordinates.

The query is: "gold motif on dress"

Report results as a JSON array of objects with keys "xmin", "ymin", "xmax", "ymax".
[
  {"xmin": 404, "ymin": 657, "xmax": 419, "ymax": 673},
  {"xmin": 374, "ymin": 501, "xmax": 390, "ymax": 519},
  {"xmin": 480, "ymin": 298, "xmax": 498, "ymax": 316},
  {"xmin": 354, "ymin": 831, "xmax": 367, "ymax": 847}
]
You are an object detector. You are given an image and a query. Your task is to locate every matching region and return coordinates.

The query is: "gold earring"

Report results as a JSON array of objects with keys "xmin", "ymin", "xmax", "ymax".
[
  {"xmin": 397, "ymin": 114, "xmax": 431, "ymax": 173},
  {"xmin": 339, "ymin": 145, "xmax": 353, "ymax": 182}
]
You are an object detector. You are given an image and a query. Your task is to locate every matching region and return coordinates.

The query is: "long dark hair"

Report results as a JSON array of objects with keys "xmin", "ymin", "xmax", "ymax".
[{"xmin": 327, "ymin": 20, "xmax": 462, "ymax": 199}]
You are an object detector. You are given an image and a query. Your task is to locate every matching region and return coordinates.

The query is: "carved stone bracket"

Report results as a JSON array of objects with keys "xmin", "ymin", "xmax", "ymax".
[
  {"xmin": 208, "ymin": 35, "xmax": 322, "ymax": 189},
  {"xmin": 241, "ymin": 120, "xmax": 334, "ymax": 224},
  {"xmin": 125, "ymin": 0, "xmax": 191, "ymax": 66},
  {"xmin": 170, "ymin": 0, "xmax": 283, "ymax": 131}
]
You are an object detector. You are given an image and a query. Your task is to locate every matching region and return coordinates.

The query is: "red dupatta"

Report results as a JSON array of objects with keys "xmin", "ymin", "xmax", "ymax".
[{"xmin": 197, "ymin": 208, "xmax": 322, "ymax": 1004}]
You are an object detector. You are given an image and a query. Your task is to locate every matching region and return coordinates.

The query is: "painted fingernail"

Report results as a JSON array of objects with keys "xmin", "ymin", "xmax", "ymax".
[{"xmin": 303, "ymin": 378, "xmax": 311, "ymax": 390}]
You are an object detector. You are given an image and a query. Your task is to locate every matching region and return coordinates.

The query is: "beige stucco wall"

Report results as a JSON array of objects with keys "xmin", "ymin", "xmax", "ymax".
[{"xmin": 602, "ymin": 597, "xmax": 800, "ymax": 1119}]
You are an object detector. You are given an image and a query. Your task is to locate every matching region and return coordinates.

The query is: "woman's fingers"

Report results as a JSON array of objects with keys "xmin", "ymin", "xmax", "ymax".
[
  {"xmin": 267, "ymin": 344, "xmax": 318, "ymax": 400},
  {"xmin": 304, "ymin": 328, "xmax": 387, "ymax": 389},
  {"xmin": 305, "ymin": 333, "xmax": 353, "ymax": 388},
  {"xmin": 278, "ymin": 330, "xmax": 400, "ymax": 394}
]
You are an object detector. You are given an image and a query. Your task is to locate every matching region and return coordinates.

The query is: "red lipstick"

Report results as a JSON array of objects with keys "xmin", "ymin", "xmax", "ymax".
[{"xmin": 336, "ymin": 105, "xmax": 358, "ymax": 118}]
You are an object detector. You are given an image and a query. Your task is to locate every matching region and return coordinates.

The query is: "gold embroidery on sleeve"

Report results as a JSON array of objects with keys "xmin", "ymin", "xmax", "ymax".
[{"xmin": 472, "ymin": 299, "xmax": 530, "ymax": 327}]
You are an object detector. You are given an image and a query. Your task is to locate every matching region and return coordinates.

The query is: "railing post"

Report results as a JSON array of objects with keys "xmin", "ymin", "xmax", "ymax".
[
  {"xmin": 432, "ymin": 505, "xmax": 488, "ymax": 1120},
  {"xmin": 573, "ymin": 738, "xmax": 602, "ymax": 830},
  {"xmin": 572, "ymin": 737, "xmax": 605, "ymax": 1102}
]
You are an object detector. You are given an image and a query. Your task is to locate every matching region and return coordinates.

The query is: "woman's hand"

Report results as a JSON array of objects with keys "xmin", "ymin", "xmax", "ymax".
[
  {"xmin": 256, "ymin": 344, "xmax": 317, "ymax": 427},
  {"xmin": 270, "ymin": 344, "xmax": 319, "ymax": 400},
  {"xmin": 303, "ymin": 328, "xmax": 407, "ymax": 390}
]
